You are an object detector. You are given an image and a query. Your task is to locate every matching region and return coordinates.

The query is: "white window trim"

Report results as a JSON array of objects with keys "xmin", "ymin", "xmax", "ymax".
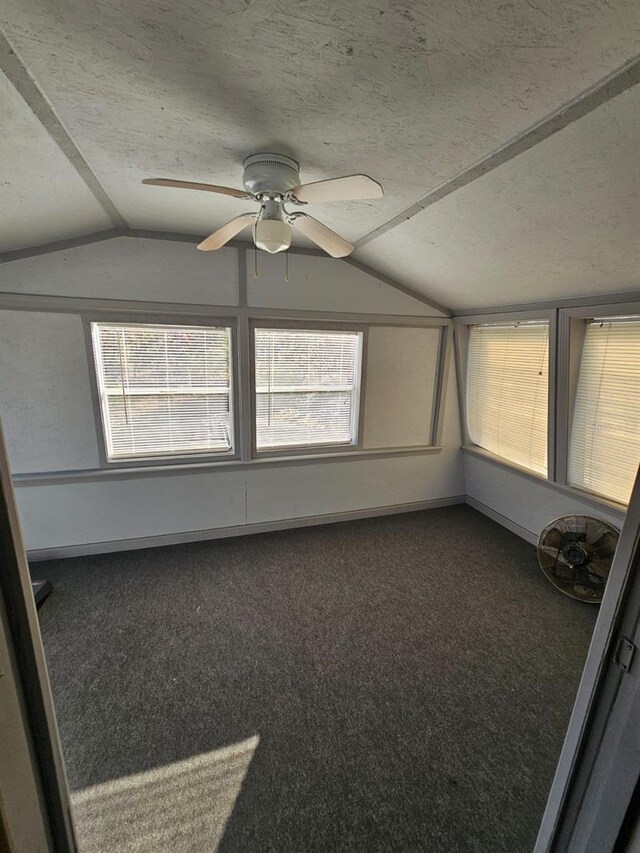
[
  {"xmin": 249, "ymin": 320, "xmax": 367, "ymax": 459},
  {"xmin": 556, "ymin": 301, "xmax": 640, "ymax": 508},
  {"xmin": 85, "ymin": 314, "xmax": 242, "ymax": 468},
  {"xmin": 69, "ymin": 311, "xmax": 452, "ymax": 474},
  {"xmin": 455, "ymin": 303, "xmax": 640, "ymax": 517}
]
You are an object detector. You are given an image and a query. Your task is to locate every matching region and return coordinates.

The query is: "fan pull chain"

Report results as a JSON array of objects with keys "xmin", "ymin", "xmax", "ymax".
[
  {"xmin": 284, "ymin": 250, "xmax": 289, "ymax": 282},
  {"xmin": 254, "ymin": 244, "xmax": 259, "ymax": 278}
]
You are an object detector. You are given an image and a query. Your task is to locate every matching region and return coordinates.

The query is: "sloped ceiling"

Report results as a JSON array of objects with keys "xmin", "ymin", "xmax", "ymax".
[
  {"xmin": 0, "ymin": 0, "xmax": 639, "ymax": 312},
  {"xmin": 0, "ymin": 67, "xmax": 113, "ymax": 247},
  {"xmin": 358, "ymin": 81, "xmax": 640, "ymax": 311}
]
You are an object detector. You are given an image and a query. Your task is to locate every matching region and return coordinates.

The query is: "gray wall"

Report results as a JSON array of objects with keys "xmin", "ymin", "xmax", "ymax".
[
  {"xmin": 0, "ymin": 236, "xmax": 463, "ymax": 555},
  {"xmin": 464, "ymin": 452, "xmax": 625, "ymax": 543}
]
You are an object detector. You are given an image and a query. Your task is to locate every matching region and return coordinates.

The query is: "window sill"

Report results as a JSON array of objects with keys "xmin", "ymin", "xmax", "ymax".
[
  {"xmin": 12, "ymin": 445, "xmax": 444, "ymax": 486},
  {"xmin": 462, "ymin": 445, "xmax": 549, "ymax": 482},
  {"xmin": 253, "ymin": 442, "xmax": 357, "ymax": 459},
  {"xmin": 462, "ymin": 445, "xmax": 627, "ymax": 519}
]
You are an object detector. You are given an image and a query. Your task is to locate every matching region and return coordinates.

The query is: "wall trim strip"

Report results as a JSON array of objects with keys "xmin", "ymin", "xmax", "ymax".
[
  {"xmin": 26, "ymin": 494, "xmax": 466, "ymax": 561},
  {"xmin": 0, "ymin": 229, "xmax": 127, "ymax": 263},
  {"xmin": 465, "ymin": 495, "xmax": 537, "ymax": 545},
  {"xmin": 12, "ymin": 445, "xmax": 446, "ymax": 485},
  {"xmin": 453, "ymin": 289, "xmax": 640, "ymax": 317},
  {"xmin": 0, "ymin": 291, "xmax": 449, "ymax": 325}
]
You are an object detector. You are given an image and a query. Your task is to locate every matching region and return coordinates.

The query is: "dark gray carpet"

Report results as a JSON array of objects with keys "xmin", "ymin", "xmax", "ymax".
[{"xmin": 33, "ymin": 505, "xmax": 597, "ymax": 852}]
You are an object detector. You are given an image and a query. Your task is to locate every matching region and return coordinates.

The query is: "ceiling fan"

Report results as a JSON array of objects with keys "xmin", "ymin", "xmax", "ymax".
[{"xmin": 142, "ymin": 153, "xmax": 383, "ymax": 258}]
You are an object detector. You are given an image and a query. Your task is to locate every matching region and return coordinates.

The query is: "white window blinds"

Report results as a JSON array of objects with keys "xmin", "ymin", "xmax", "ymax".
[
  {"xmin": 254, "ymin": 328, "xmax": 362, "ymax": 450},
  {"xmin": 466, "ymin": 322, "xmax": 549, "ymax": 475},
  {"xmin": 569, "ymin": 317, "xmax": 640, "ymax": 505},
  {"xmin": 92, "ymin": 323, "xmax": 233, "ymax": 460}
]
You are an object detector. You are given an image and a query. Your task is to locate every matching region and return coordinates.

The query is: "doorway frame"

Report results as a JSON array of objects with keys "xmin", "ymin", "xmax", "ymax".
[
  {"xmin": 0, "ymin": 420, "xmax": 76, "ymax": 852},
  {"xmin": 535, "ymin": 468, "xmax": 640, "ymax": 851}
]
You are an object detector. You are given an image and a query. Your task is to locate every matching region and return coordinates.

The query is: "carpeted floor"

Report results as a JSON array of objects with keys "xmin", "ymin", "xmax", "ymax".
[{"xmin": 33, "ymin": 505, "xmax": 597, "ymax": 853}]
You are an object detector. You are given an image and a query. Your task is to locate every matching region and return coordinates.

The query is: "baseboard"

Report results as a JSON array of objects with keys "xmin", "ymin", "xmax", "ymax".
[
  {"xmin": 465, "ymin": 496, "xmax": 538, "ymax": 545},
  {"xmin": 27, "ymin": 495, "xmax": 466, "ymax": 561}
]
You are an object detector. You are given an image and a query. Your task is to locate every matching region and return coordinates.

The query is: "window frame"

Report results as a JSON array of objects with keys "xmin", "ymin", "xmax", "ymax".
[
  {"xmin": 454, "ymin": 308, "xmax": 557, "ymax": 480},
  {"xmin": 249, "ymin": 319, "xmax": 367, "ymax": 459},
  {"xmin": 77, "ymin": 310, "xmax": 452, "ymax": 475},
  {"xmin": 84, "ymin": 314, "xmax": 241, "ymax": 468},
  {"xmin": 556, "ymin": 301, "xmax": 640, "ymax": 509}
]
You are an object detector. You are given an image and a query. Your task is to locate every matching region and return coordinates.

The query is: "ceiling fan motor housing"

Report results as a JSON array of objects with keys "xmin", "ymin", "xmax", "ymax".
[{"xmin": 242, "ymin": 153, "xmax": 300, "ymax": 196}]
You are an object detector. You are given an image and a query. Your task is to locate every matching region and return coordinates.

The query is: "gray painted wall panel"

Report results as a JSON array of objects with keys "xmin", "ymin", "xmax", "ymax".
[
  {"xmin": 245, "ymin": 450, "xmax": 463, "ymax": 525},
  {"xmin": 15, "ymin": 471, "xmax": 247, "ymax": 549},
  {"xmin": 0, "ymin": 311, "xmax": 99, "ymax": 472},
  {"xmin": 363, "ymin": 326, "xmax": 440, "ymax": 448},
  {"xmin": 247, "ymin": 252, "xmax": 441, "ymax": 316},
  {"xmin": 464, "ymin": 453, "xmax": 625, "ymax": 542},
  {"xmin": 15, "ymin": 450, "xmax": 464, "ymax": 551},
  {"xmin": 0, "ymin": 237, "xmax": 239, "ymax": 306}
]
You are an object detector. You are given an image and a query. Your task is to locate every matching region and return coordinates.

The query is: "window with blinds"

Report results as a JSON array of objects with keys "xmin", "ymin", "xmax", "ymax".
[
  {"xmin": 92, "ymin": 322, "xmax": 234, "ymax": 460},
  {"xmin": 254, "ymin": 327, "xmax": 362, "ymax": 450},
  {"xmin": 466, "ymin": 321, "xmax": 549, "ymax": 475},
  {"xmin": 569, "ymin": 317, "xmax": 640, "ymax": 505}
]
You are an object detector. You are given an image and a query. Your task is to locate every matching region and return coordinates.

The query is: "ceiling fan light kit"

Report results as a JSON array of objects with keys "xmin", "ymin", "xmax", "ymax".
[
  {"xmin": 142, "ymin": 152, "xmax": 383, "ymax": 259},
  {"xmin": 254, "ymin": 214, "xmax": 292, "ymax": 254}
]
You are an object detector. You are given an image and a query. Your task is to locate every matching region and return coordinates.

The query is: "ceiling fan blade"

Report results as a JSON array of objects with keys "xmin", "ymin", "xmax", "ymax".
[
  {"xmin": 197, "ymin": 213, "xmax": 256, "ymax": 251},
  {"xmin": 142, "ymin": 178, "xmax": 251, "ymax": 199},
  {"xmin": 291, "ymin": 174, "xmax": 383, "ymax": 204},
  {"xmin": 290, "ymin": 214, "xmax": 353, "ymax": 258}
]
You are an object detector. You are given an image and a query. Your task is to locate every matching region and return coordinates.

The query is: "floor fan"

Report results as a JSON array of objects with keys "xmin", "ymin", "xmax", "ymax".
[{"xmin": 537, "ymin": 515, "xmax": 619, "ymax": 603}]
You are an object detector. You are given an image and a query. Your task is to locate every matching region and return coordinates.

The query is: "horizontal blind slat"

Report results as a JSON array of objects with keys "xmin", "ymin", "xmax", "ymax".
[
  {"xmin": 92, "ymin": 323, "xmax": 233, "ymax": 460},
  {"xmin": 466, "ymin": 322, "xmax": 549, "ymax": 475},
  {"xmin": 569, "ymin": 319, "xmax": 640, "ymax": 504},
  {"xmin": 255, "ymin": 328, "xmax": 361, "ymax": 450}
]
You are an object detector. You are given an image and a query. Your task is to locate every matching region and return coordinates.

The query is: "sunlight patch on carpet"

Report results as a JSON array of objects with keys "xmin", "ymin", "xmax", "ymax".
[{"xmin": 71, "ymin": 735, "xmax": 259, "ymax": 853}]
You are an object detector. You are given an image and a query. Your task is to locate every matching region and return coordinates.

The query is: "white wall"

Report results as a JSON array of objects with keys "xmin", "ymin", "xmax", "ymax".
[
  {"xmin": 464, "ymin": 452, "xmax": 626, "ymax": 544},
  {"xmin": 0, "ymin": 236, "xmax": 462, "ymax": 555}
]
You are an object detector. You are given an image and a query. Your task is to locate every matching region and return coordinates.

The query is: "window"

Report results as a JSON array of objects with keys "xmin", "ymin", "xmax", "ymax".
[
  {"xmin": 92, "ymin": 322, "xmax": 234, "ymax": 461},
  {"xmin": 254, "ymin": 327, "xmax": 363, "ymax": 451},
  {"xmin": 466, "ymin": 321, "xmax": 549, "ymax": 475},
  {"xmin": 569, "ymin": 317, "xmax": 640, "ymax": 505}
]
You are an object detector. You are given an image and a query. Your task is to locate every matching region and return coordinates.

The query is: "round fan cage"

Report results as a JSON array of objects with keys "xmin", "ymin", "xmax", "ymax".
[{"xmin": 537, "ymin": 515, "xmax": 619, "ymax": 604}]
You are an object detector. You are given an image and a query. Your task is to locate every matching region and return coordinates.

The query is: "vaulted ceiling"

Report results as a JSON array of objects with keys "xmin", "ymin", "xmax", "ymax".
[{"xmin": 1, "ymin": 0, "xmax": 639, "ymax": 311}]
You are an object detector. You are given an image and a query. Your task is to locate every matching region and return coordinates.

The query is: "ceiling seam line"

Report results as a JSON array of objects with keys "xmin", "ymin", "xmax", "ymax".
[
  {"xmin": 0, "ymin": 29, "xmax": 128, "ymax": 229},
  {"xmin": 354, "ymin": 52, "xmax": 640, "ymax": 249}
]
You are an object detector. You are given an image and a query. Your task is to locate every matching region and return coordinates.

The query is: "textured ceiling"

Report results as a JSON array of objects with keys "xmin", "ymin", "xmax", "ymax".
[
  {"xmin": 0, "ymin": 0, "xmax": 639, "ymax": 310},
  {"xmin": 0, "ymin": 68, "xmax": 112, "ymax": 249},
  {"xmin": 358, "ymin": 82, "xmax": 640, "ymax": 311}
]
